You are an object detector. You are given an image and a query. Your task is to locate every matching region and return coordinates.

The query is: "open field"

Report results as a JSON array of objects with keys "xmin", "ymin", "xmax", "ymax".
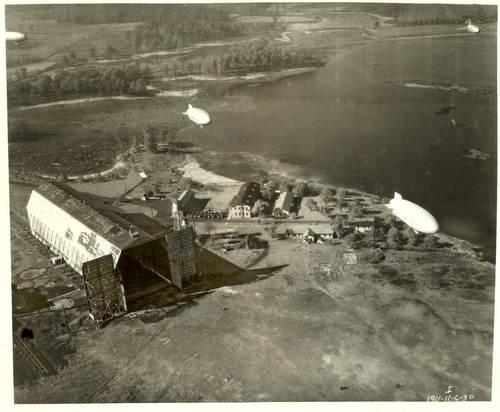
[
  {"xmin": 5, "ymin": 7, "xmax": 139, "ymax": 70},
  {"xmin": 8, "ymin": 97, "xmax": 189, "ymax": 176},
  {"xmin": 12, "ymin": 229, "xmax": 494, "ymax": 402}
]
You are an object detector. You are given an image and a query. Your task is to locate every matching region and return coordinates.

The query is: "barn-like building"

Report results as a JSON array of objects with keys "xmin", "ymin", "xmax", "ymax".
[{"xmin": 26, "ymin": 181, "xmax": 198, "ymax": 325}]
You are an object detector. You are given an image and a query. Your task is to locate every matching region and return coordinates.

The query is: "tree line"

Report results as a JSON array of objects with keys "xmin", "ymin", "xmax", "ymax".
[
  {"xmin": 29, "ymin": 4, "xmax": 232, "ymax": 25},
  {"xmin": 130, "ymin": 10, "xmax": 243, "ymax": 53},
  {"xmin": 7, "ymin": 63, "xmax": 154, "ymax": 106},
  {"xmin": 397, "ymin": 14, "xmax": 497, "ymax": 26},
  {"xmin": 197, "ymin": 41, "xmax": 323, "ymax": 76}
]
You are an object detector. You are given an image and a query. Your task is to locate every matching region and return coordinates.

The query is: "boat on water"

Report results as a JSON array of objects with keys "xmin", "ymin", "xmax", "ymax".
[{"xmin": 462, "ymin": 147, "xmax": 490, "ymax": 160}]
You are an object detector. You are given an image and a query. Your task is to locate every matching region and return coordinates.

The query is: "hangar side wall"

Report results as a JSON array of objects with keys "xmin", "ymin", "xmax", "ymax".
[{"xmin": 26, "ymin": 190, "xmax": 121, "ymax": 275}]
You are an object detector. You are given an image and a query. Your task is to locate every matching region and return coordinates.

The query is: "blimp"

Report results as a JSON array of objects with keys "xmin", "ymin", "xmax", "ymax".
[
  {"xmin": 182, "ymin": 104, "xmax": 211, "ymax": 128},
  {"xmin": 385, "ymin": 192, "xmax": 439, "ymax": 234},
  {"xmin": 5, "ymin": 31, "xmax": 27, "ymax": 43},
  {"xmin": 465, "ymin": 19, "xmax": 480, "ymax": 33}
]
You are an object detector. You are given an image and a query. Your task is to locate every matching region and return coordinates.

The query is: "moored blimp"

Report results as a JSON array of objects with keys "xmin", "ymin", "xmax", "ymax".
[
  {"xmin": 5, "ymin": 31, "xmax": 27, "ymax": 42},
  {"xmin": 182, "ymin": 104, "xmax": 211, "ymax": 128},
  {"xmin": 386, "ymin": 192, "xmax": 439, "ymax": 234},
  {"xmin": 465, "ymin": 19, "xmax": 480, "ymax": 33}
]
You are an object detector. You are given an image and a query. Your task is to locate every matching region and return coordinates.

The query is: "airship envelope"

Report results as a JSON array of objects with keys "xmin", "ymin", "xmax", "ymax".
[
  {"xmin": 182, "ymin": 104, "xmax": 211, "ymax": 128},
  {"xmin": 386, "ymin": 192, "xmax": 439, "ymax": 234},
  {"xmin": 466, "ymin": 20, "xmax": 480, "ymax": 33},
  {"xmin": 5, "ymin": 31, "xmax": 27, "ymax": 42}
]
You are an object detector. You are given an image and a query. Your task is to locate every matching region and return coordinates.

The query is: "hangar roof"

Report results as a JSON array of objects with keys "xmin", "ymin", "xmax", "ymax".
[{"xmin": 33, "ymin": 182, "xmax": 165, "ymax": 251}]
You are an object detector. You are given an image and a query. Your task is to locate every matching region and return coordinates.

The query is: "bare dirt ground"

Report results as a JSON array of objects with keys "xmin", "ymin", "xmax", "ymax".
[{"xmin": 13, "ymin": 231, "xmax": 493, "ymax": 402}]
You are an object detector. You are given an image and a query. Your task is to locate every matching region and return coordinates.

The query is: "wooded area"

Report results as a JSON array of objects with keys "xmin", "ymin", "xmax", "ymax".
[{"xmin": 8, "ymin": 64, "xmax": 154, "ymax": 106}]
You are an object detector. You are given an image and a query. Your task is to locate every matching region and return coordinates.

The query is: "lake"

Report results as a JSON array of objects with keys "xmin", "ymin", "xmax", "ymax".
[{"xmin": 188, "ymin": 33, "xmax": 497, "ymax": 260}]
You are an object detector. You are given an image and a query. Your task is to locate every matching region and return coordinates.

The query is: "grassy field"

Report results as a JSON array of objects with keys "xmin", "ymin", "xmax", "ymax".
[
  {"xmin": 8, "ymin": 96, "xmax": 192, "ymax": 176},
  {"xmin": 5, "ymin": 6, "xmax": 139, "ymax": 73}
]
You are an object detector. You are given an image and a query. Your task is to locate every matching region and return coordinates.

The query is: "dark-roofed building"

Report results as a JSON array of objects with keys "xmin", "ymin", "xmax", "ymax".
[
  {"xmin": 26, "ymin": 182, "xmax": 197, "ymax": 324},
  {"xmin": 177, "ymin": 189, "xmax": 195, "ymax": 212},
  {"xmin": 227, "ymin": 182, "xmax": 261, "ymax": 219}
]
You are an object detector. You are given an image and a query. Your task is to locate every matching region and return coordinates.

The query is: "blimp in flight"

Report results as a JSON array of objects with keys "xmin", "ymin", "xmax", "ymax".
[
  {"xmin": 182, "ymin": 104, "xmax": 211, "ymax": 128},
  {"xmin": 386, "ymin": 192, "xmax": 439, "ymax": 234},
  {"xmin": 465, "ymin": 19, "xmax": 480, "ymax": 33},
  {"xmin": 5, "ymin": 31, "xmax": 27, "ymax": 43}
]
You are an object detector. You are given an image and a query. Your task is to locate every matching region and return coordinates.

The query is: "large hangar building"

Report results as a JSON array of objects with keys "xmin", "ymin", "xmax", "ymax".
[{"xmin": 26, "ymin": 181, "xmax": 197, "ymax": 325}]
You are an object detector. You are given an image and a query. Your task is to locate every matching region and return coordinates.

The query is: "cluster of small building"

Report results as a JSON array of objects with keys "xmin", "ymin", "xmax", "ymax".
[
  {"xmin": 287, "ymin": 217, "xmax": 376, "ymax": 244},
  {"xmin": 176, "ymin": 181, "xmax": 295, "ymax": 220}
]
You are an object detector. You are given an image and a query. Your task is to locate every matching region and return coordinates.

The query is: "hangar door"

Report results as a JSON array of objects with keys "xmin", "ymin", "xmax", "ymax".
[
  {"xmin": 82, "ymin": 254, "xmax": 126, "ymax": 326},
  {"xmin": 165, "ymin": 228, "xmax": 197, "ymax": 290}
]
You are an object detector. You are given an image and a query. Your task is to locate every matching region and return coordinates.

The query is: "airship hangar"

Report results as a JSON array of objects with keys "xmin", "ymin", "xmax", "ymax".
[{"xmin": 26, "ymin": 181, "xmax": 200, "ymax": 327}]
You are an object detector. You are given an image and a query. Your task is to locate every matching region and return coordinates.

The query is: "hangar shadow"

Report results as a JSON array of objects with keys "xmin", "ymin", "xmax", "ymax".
[{"xmin": 125, "ymin": 247, "xmax": 287, "ymax": 319}]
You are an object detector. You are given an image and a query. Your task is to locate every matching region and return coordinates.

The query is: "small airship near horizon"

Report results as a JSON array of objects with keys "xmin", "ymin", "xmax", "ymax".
[
  {"xmin": 5, "ymin": 31, "xmax": 27, "ymax": 43},
  {"xmin": 386, "ymin": 192, "xmax": 439, "ymax": 234},
  {"xmin": 182, "ymin": 103, "xmax": 211, "ymax": 128},
  {"xmin": 465, "ymin": 19, "xmax": 480, "ymax": 33}
]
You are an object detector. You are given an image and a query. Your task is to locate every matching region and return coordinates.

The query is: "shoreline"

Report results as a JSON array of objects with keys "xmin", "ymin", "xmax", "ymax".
[
  {"xmin": 9, "ymin": 66, "xmax": 320, "ymax": 111},
  {"xmin": 183, "ymin": 150, "xmax": 493, "ymax": 263}
]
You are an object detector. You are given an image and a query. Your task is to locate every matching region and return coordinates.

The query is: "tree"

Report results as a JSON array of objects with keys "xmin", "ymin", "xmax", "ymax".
[
  {"xmin": 105, "ymin": 44, "xmax": 119, "ymax": 59},
  {"xmin": 258, "ymin": 170, "xmax": 269, "ymax": 188},
  {"xmin": 359, "ymin": 248, "xmax": 384, "ymax": 264},
  {"xmin": 387, "ymin": 226, "xmax": 402, "ymax": 249},
  {"xmin": 131, "ymin": 133, "xmax": 138, "ymax": 148},
  {"xmin": 384, "ymin": 214, "xmax": 397, "ymax": 228},
  {"xmin": 263, "ymin": 180, "xmax": 279, "ymax": 199},
  {"xmin": 336, "ymin": 188, "xmax": 347, "ymax": 212},
  {"xmin": 142, "ymin": 126, "xmax": 157, "ymax": 153},
  {"xmin": 16, "ymin": 67, "xmax": 28, "ymax": 80},
  {"xmin": 8, "ymin": 118, "xmax": 30, "ymax": 141},
  {"xmin": 294, "ymin": 182, "xmax": 309, "ymax": 197},
  {"xmin": 349, "ymin": 199, "xmax": 363, "ymax": 218},
  {"xmin": 35, "ymin": 75, "xmax": 52, "ymax": 96},
  {"xmin": 280, "ymin": 181, "xmax": 294, "ymax": 193},
  {"xmin": 423, "ymin": 234, "xmax": 438, "ymax": 249},
  {"xmin": 373, "ymin": 181, "xmax": 385, "ymax": 201},
  {"xmin": 252, "ymin": 198, "xmax": 269, "ymax": 216},
  {"xmin": 404, "ymin": 227, "xmax": 420, "ymax": 247},
  {"xmin": 333, "ymin": 215, "xmax": 346, "ymax": 238},
  {"xmin": 320, "ymin": 187, "xmax": 334, "ymax": 207}
]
